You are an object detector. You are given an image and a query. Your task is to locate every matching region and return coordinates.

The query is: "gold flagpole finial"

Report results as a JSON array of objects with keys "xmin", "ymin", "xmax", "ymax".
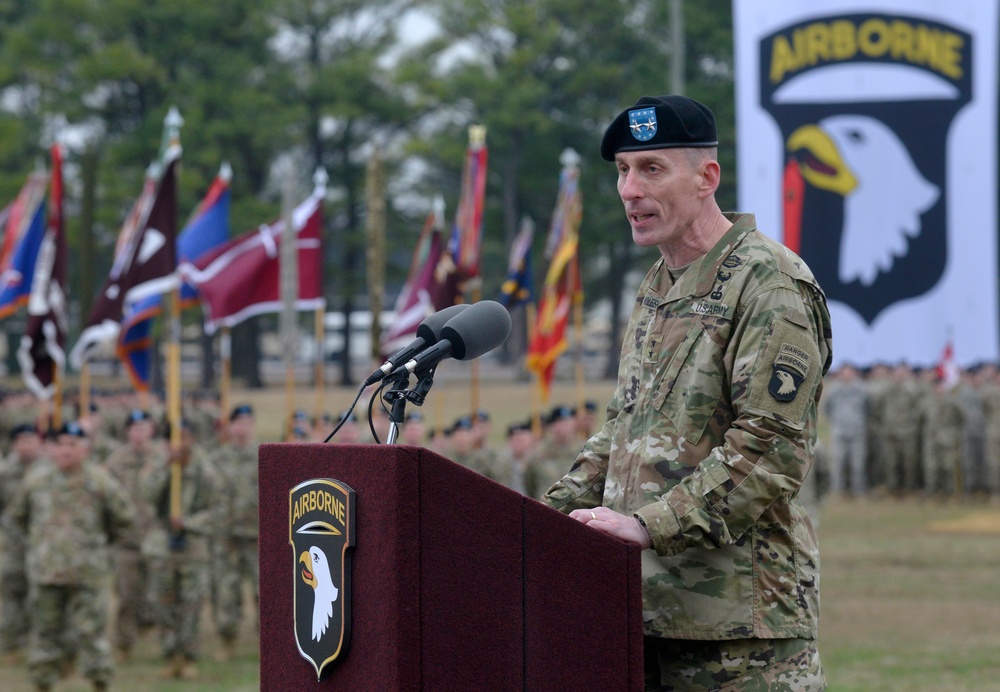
[{"xmin": 468, "ymin": 125, "xmax": 487, "ymax": 149}]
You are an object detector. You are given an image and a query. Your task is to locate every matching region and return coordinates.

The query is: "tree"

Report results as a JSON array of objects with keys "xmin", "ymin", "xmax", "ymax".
[{"xmin": 269, "ymin": 0, "xmax": 414, "ymax": 385}]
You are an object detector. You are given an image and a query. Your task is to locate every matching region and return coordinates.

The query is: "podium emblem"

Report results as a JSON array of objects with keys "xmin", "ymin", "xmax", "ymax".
[{"xmin": 289, "ymin": 478, "xmax": 355, "ymax": 678}]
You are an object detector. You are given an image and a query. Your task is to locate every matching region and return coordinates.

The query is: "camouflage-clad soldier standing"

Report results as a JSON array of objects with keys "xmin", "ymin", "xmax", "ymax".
[
  {"xmin": 821, "ymin": 364, "xmax": 870, "ymax": 496},
  {"xmin": 104, "ymin": 409, "xmax": 163, "ymax": 660},
  {"xmin": 977, "ymin": 363, "xmax": 1000, "ymax": 498},
  {"xmin": 212, "ymin": 404, "xmax": 259, "ymax": 659},
  {"xmin": 448, "ymin": 417, "xmax": 510, "ymax": 486},
  {"xmin": 525, "ymin": 406, "xmax": 581, "ymax": 500},
  {"xmin": 140, "ymin": 422, "xmax": 219, "ymax": 679},
  {"xmin": 879, "ymin": 363, "xmax": 923, "ymax": 494},
  {"xmin": 920, "ymin": 380, "xmax": 966, "ymax": 496},
  {"xmin": 957, "ymin": 369, "xmax": 987, "ymax": 494},
  {"xmin": 0, "ymin": 423, "xmax": 45, "ymax": 660},
  {"xmin": 5, "ymin": 422, "xmax": 134, "ymax": 692},
  {"xmin": 543, "ymin": 96, "xmax": 832, "ymax": 690}
]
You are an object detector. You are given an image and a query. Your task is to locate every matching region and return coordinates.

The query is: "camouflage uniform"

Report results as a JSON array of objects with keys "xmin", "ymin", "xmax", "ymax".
[
  {"xmin": 957, "ymin": 378, "xmax": 987, "ymax": 494},
  {"xmin": 5, "ymin": 461, "xmax": 133, "ymax": 690},
  {"xmin": 0, "ymin": 451, "xmax": 44, "ymax": 654},
  {"xmin": 821, "ymin": 376, "xmax": 870, "ymax": 495},
  {"xmin": 979, "ymin": 379, "xmax": 1000, "ymax": 496},
  {"xmin": 212, "ymin": 442, "xmax": 259, "ymax": 644},
  {"xmin": 920, "ymin": 387, "xmax": 966, "ymax": 496},
  {"xmin": 140, "ymin": 448, "xmax": 219, "ymax": 663},
  {"xmin": 879, "ymin": 374, "xmax": 923, "ymax": 494},
  {"xmin": 525, "ymin": 439, "xmax": 579, "ymax": 501},
  {"xmin": 105, "ymin": 442, "xmax": 164, "ymax": 654},
  {"xmin": 544, "ymin": 215, "xmax": 831, "ymax": 688},
  {"xmin": 451, "ymin": 448, "xmax": 510, "ymax": 486}
]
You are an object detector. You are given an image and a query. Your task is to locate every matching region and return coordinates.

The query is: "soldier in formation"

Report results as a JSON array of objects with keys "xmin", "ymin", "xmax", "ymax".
[
  {"xmin": 0, "ymin": 423, "xmax": 45, "ymax": 662},
  {"xmin": 104, "ymin": 409, "xmax": 164, "ymax": 662},
  {"xmin": 6, "ymin": 421, "xmax": 134, "ymax": 692},
  {"xmin": 210, "ymin": 404, "xmax": 260, "ymax": 661},
  {"xmin": 141, "ymin": 420, "xmax": 219, "ymax": 679}
]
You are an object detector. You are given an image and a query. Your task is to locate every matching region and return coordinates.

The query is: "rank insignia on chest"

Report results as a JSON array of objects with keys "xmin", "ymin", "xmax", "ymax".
[{"xmin": 289, "ymin": 478, "xmax": 355, "ymax": 679}]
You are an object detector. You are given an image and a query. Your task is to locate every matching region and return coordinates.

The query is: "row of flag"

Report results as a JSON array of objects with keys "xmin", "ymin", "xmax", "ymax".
[
  {"xmin": 0, "ymin": 113, "xmax": 583, "ymax": 404},
  {"xmin": 0, "ymin": 110, "xmax": 327, "ymax": 399},
  {"xmin": 382, "ymin": 137, "xmax": 584, "ymax": 401}
]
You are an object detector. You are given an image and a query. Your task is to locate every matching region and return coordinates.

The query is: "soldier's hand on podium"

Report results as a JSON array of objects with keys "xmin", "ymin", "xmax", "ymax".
[{"xmin": 570, "ymin": 506, "xmax": 652, "ymax": 549}]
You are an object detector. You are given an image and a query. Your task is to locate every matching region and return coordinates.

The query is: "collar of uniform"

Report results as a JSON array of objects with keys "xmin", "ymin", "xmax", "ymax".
[
  {"xmin": 643, "ymin": 213, "xmax": 756, "ymax": 307},
  {"xmin": 689, "ymin": 212, "xmax": 756, "ymax": 297}
]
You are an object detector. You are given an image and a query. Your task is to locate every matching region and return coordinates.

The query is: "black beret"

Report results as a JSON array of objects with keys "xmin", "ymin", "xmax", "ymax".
[
  {"xmin": 451, "ymin": 416, "xmax": 473, "ymax": 432},
  {"xmin": 547, "ymin": 405, "xmax": 574, "ymax": 424},
  {"xmin": 600, "ymin": 95, "xmax": 718, "ymax": 161},
  {"xmin": 125, "ymin": 409, "xmax": 152, "ymax": 427},
  {"xmin": 506, "ymin": 420, "xmax": 532, "ymax": 437},
  {"xmin": 230, "ymin": 404, "xmax": 254, "ymax": 422},
  {"xmin": 10, "ymin": 422, "xmax": 38, "ymax": 439},
  {"xmin": 58, "ymin": 421, "xmax": 88, "ymax": 438}
]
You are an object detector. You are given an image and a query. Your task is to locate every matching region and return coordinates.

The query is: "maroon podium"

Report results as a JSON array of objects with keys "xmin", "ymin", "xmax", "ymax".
[{"xmin": 259, "ymin": 443, "xmax": 643, "ymax": 690}]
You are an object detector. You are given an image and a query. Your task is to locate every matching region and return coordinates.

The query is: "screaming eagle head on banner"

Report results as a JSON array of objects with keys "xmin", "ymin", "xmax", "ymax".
[{"xmin": 761, "ymin": 13, "xmax": 973, "ymax": 326}]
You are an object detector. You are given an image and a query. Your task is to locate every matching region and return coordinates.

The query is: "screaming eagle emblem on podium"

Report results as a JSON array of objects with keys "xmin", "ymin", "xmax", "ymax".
[{"xmin": 289, "ymin": 478, "xmax": 355, "ymax": 678}]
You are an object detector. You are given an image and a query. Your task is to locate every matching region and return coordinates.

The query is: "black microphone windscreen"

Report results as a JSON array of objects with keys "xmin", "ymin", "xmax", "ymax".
[
  {"xmin": 441, "ymin": 301, "xmax": 512, "ymax": 360},
  {"xmin": 415, "ymin": 304, "xmax": 470, "ymax": 343}
]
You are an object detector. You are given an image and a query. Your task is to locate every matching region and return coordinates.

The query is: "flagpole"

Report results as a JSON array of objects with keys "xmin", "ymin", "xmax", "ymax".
[
  {"xmin": 168, "ymin": 286, "xmax": 183, "ymax": 524},
  {"xmin": 80, "ymin": 362, "xmax": 90, "ymax": 423},
  {"xmin": 526, "ymin": 302, "xmax": 542, "ymax": 436},
  {"xmin": 573, "ymin": 254, "xmax": 585, "ymax": 414},
  {"xmin": 163, "ymin": 105, "xmax": 184, "ymax": 525},
  {"xmin": 314, "ymin": 306, "xmax": 324, "ymax": 422},
  {"xmin": 465, "ymin": 125, "xmax": 487, "ymax": 419},
  {"xmin": 52, "ymin": 364, "xmax": 62, "ymax": 429},
  {"xmin": 219, "ymin": 326, "xmax": 231, "ymax": 439},
  {"xmin": 280, "ymin": 165, "xmax": 298, "ymax": 440}
]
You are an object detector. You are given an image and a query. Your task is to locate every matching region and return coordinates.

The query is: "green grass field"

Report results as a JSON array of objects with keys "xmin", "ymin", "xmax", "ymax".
[{"xmin": 2, "ymin": 379, "xmax": 999, "ymax": 689}]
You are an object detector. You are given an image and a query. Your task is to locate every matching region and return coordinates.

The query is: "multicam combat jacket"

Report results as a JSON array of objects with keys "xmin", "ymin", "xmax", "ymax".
[
  {"xmin": 214, "ymin": 443, "xmax": 259, "ymax": 540},
  {"xmin": 544, "ymin": 213, "xmax": 832, "ymax": 641},
  {"xmin": 6, "ymin": 461, "xmax": 134, "ymax": 586}
]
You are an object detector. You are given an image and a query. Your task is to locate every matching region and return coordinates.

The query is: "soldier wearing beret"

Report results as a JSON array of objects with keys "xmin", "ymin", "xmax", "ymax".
[
  {"xmin": 0, "ymin": 423, "xmax": 46, "ymax": 661},
  {"xmin": 543, "ymin": 95, "xmax": 832, "ymax": 690},
  {"xmin": 6, "ymin": 421, "xmax": 134, "ymax": 692},
  {"xmin": 525, "ymin": 406, "xmax": 581, "ymax": 500},
  {"xmin": 210, "ymin": 404, "xmax": 259, "ymax": 660},
  {"xmin": 104, "ymin": 409, "xmax": 164, "ymax": 660}
]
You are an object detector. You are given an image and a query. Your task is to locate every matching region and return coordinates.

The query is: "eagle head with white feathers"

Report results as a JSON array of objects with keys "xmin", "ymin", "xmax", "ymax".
[
  {"xmin": 787, "ymin": 114, "xmax": 939, "ymax": 287},
  {"xmin": 299, "ymin": 546, "xmax": 339, "ymax": 642}
]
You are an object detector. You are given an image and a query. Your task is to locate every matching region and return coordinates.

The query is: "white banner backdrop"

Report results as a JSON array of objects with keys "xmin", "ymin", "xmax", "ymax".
[{"xmin": 733, "ymin": 1, "xmax": 998, "ymax": 368}]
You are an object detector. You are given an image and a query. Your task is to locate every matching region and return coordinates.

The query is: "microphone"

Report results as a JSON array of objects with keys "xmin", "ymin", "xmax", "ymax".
[
  {"xmin": 390, "ymin": 300, "xmax": 512, "ymax": 378},
  {"xmin": 364, "ymin": 304, "xmax": 471, "ymax": 386}
]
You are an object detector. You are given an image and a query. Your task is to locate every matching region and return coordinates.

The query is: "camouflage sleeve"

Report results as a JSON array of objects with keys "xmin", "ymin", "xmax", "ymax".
[
  {"xmin": 139, "ymin": 461, "xmax": 169, "ymax": 508},
  {"xmin": 635, "ymin": 283, "xmax": 829, "ymax": 557},
  {"xmin": 183, "ymin": 459, "xmax": 219, "ymax": 536},
  {"xmin": 101, "ymin": 469, "xmax": 136, "ymax": 544},
  {"xmin": 541, "ymin": 398, "xmax": 620, "ymax": 512},
  {"xmin": 2, "ymin": 480, "xmax": 30, "ymax": 534}
]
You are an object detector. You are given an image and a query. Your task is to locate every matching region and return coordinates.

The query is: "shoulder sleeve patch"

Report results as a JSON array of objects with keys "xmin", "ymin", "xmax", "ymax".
[{"xmin": 744, "ymin": 315, "xmax": 822, "ymax": 429}]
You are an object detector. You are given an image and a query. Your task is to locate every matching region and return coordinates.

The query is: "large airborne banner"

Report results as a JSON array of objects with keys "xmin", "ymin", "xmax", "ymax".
[{"xmin": 734, "ymin": 1, "xmax": 999, "ymax": 368}]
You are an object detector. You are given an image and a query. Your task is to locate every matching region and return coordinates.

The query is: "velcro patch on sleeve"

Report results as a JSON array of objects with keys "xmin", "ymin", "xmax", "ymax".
[{"xmin": 745, "ymin": 317, "xmax": 821, "ymax": 428}]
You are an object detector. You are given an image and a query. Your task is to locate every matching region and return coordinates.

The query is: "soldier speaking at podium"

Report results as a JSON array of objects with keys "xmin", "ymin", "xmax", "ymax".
[{"xmin": 542, "ymin": 95, "xmax": 832, "ymax": 690}]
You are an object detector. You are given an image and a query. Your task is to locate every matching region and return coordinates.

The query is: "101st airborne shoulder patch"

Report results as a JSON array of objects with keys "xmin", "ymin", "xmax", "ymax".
[
  {"xmin": 768, "ymin": 343, "xmax": 812, "ymax": 402},
  {"xmin": 289, "ymin": 479, "xmax": 356, "ymax": 679}
]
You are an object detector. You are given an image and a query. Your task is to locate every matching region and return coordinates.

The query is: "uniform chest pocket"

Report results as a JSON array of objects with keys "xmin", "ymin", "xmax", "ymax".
[{"xmin": 650, "ymin": 321, "xmax": 725, "ymax": 446}]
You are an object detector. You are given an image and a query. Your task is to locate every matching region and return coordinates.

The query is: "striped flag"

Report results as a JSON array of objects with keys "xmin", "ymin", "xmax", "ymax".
[
  {"xmin": 16, "ymin": 144, "xmax": 68, "ymax": 399},
  {"xmin": 526, "ymin": 152, "xmax": 583, "ymax": 401}
]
